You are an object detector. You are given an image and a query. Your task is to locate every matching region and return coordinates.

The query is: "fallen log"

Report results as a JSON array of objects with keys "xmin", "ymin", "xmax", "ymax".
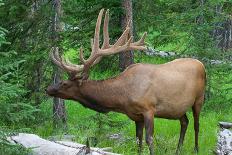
[
  {"xmin": 7, "ymin": 133, "xmax": 120, "ymax": 155},
  {"xmin": 216, "ymin": 122, "xmax": 232, "ymax": 155},
  {"xmin": 145, "ymin": 47, "xmax": 232, "ymax": 65},
  {"xmin": 219, "ymin": 122, "xmax": 232, "ymax": 129}
]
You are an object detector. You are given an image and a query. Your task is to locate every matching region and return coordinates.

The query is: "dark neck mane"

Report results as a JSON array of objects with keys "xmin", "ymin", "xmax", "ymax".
[
  {"xmin": 76, "ymin": 96, "xmax": 110, "ymax": 113},
  {"xmin": 75, "ymin": 79, "xmax": 120, "ymax": 113}
]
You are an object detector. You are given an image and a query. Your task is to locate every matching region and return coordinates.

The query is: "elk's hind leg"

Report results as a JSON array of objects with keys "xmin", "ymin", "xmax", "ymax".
[
  {"xmin": 144, "ymin": 111, "xmax": 155, "ymax": 155},
  {"xmin": 176, "ymin": 114, "xmax": 189, "ymax": 155},
  {"xmin": 192, "ymin": 95, "xmax": 204, "ymax": 153},
  {"xmin": 135, "ymin": 121, "xmax": 144, "ymax": 155}
]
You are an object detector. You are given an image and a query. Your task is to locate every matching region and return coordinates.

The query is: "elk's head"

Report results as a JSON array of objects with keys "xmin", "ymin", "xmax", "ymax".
[
  {"xmin": 46, "ymin": 9, "xmax": 147, "ymax": 99},
  {"xmin": 46, "ymin": 79, "xmax": 78, "ymax": 99}
]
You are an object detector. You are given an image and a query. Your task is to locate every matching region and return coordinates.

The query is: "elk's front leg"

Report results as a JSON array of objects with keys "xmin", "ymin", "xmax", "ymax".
[
  {"xmin": 144, "ymin": 111, "xmax": 155, "ymax": 155},
  {"xmin": 135, "ymin": 121, "xmax": 144, "ymax": 155}
]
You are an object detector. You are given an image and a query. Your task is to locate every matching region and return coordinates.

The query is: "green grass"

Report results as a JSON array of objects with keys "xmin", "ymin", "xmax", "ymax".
[{"xmin": 33, "ymin": 99, "xmax": 232, "ymax": 155}]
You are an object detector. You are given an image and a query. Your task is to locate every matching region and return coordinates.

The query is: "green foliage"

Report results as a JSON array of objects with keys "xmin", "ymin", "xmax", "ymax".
[
  {"xmin": 0, "ymin": 0, "xmax": 232, "ymax": 154},
  {"xmin": 0, "ymin": 128, "xmax": 30, "ymax": 155},
  {"xmin": 0, "ymin": 50, "xmax": 39, "ymax": 126},
  {"xmin": 0, "ymin": 27, "xmax": 9, "ymax": 46},
  {"xmin": 0, "ymin": 6, "xmax": 38, "ymax": 153}
]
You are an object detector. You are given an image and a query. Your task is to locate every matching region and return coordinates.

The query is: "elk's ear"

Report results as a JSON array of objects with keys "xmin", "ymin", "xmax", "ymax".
[
  {"xmin": 68, "ymin": 75, "xmax": 82, "ymax": 86},
  {"xmin": 62, "ymin": 81, "xmax": 69, "ymax": 86},
  {"xmin": 77, "ymin": 76, "xmax": 89, "ymax": 86},
  {"xmin": 68, "ymin": 73, "xmax": 79, "ymax": 81}
]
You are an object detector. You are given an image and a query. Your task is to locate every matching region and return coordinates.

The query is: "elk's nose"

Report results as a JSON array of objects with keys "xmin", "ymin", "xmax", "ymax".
[
  {"xmin": 46, "ymin": 86, "xmax": 55, "ymax": 96},
  {"xmin": 45, "ymin": 88, "xmax": 49, "ymax": 93},
  {"xmin": 45, "ymin": 87, "xmax": 50, "ymax": 94}
]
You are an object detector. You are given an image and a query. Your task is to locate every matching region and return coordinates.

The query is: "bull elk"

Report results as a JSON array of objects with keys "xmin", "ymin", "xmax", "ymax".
[{"xmin": 46, "ymin": 9, "xmax": 206, "ymax": 155}]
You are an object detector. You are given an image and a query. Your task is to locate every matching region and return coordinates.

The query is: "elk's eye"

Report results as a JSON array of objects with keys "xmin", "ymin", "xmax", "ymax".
[{"xmin": 62, "ymin": 81, "xmax": 68, "ymax": 86}]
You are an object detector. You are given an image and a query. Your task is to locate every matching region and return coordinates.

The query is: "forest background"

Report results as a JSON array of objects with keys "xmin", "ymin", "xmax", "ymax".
[{"xmin": 0, "ymin": 0, "xmax": 232, "ymax": 154}]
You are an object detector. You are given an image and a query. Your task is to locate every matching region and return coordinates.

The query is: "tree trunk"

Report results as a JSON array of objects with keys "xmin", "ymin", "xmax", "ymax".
[
  {"xmin": 119, "ymin": 0, "xmax": 134, "ymax": 71},
  {"xmin": 29, "ymin": 0, "xmax": 43, "ymax": 107},
  {"xmin": 34, "ymin": 62, "xmax": 42, "ymax": 106},
  {"xmin": 51, "ymin": 0, "xmax": 67, "ymax": 128},
  {"xmin": 213, "ymin": 4, "xmax": 232, "ymax": 51}
]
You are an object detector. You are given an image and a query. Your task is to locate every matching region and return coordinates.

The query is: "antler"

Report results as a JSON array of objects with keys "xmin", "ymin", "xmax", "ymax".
[
  {"xmin": 80, "ymin": 9, "xmax": 147, "ymax": 76},
  {"xmin": 50, "ymin": 9, "xmax": 147, "ymax": 80},
  {"xmin": 50, "ymin": 47, "xmax": 84, "ymax": 78}
]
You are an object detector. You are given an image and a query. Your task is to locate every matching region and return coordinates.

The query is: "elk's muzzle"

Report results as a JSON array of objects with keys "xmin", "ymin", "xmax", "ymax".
[{"xmin": 46, "ymin": 85, "xmax": 59, "ymax": 96}]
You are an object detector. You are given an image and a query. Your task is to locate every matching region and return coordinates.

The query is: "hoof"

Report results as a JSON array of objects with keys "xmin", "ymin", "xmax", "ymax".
[
  {"xmin": 194, "ymin": 147, "xmax": 199, "ymax": 153},
  {"xmin": 175, "ymin": 150, "xmax": 181, "ymax": 155}
]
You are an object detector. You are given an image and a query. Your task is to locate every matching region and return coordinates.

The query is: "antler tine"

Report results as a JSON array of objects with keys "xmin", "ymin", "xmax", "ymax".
[
  {"xmin": 50, "ymin": 47, "xmax": 69, "ymax": 71},
  {"xmin": 126, "ymin": 20, "xmax": 131, "ymax": 29},
  {"xmin": 131, "ymin": 32, "xmax": 147, "ymax": 46},
  {"xmin": 92, "ymin": 9, "xmax": 104, "ymax": 54},
  {"xmin": 54, "ymin": 47, "xmax": 62, "ymax": 61},
  {"xmin": 50, "ymin": 47, "xmax": 64, "ymax": 69},
  {"xmin": 113, "ymin": 28, "xmax": 130, "ymax": 47},
  {"xmin": 113, "ymin": 19, "xmax": 132, "ymax": 47},
  {"xmin": 81, "ymin": 9, "xmax": 104, "ymax": 69},
  {"xmin": 92, "ymin": 9, "xmax": 110, "ymax": 66},
  {"xmin": 50, "ymin": 47, "xmax": 84, "ymax": 77},
  {"xmin": 102, "ymin": 9, "xmax": 110, "ymax": 49},
  {"xmin": 81, "ymin": 9, "xmax": 105, "ymax": 73},
  {"xmin": 60, "ymin": 56, "xmax": 84, "ymax": 72},
  {"xmin": 90, "ymin": 38, "xmax": 94, "ymax": 49},
  {"xmin": 79, "ymin": 47, "xmax": 86, "ymax": 64},
  {"xmin": 79, "ymin": 46, "xmax": 101, "ymax": 67},
  {"xmin": 124, "ymin": 20, "xmax": 132, "ymax": 43},
  {"xmin": 100, "ymin": 37, "xmax": 133, "ymax": 55}
]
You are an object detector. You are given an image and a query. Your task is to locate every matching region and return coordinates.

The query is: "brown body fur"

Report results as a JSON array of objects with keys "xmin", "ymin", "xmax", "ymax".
[{"xmin": 47, "ymin": 58, "xmax": 206, "ymax": 155}]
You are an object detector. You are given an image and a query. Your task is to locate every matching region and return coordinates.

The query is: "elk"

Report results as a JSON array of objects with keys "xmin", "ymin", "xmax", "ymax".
[{"xmin": 46, "ymin": 9, "xmax": 206, "ymax": 155}]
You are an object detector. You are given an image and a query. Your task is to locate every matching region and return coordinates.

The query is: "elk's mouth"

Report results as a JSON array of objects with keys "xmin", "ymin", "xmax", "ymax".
[{"xmin": 46, "ymin": 86, "xmax": 58, "ymax": 96}]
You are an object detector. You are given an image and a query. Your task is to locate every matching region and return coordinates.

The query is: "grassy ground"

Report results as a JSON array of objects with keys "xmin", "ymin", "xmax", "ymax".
[{"xmin": 33, "ymin": 97, "xmax": 232, "ymax": 155}]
